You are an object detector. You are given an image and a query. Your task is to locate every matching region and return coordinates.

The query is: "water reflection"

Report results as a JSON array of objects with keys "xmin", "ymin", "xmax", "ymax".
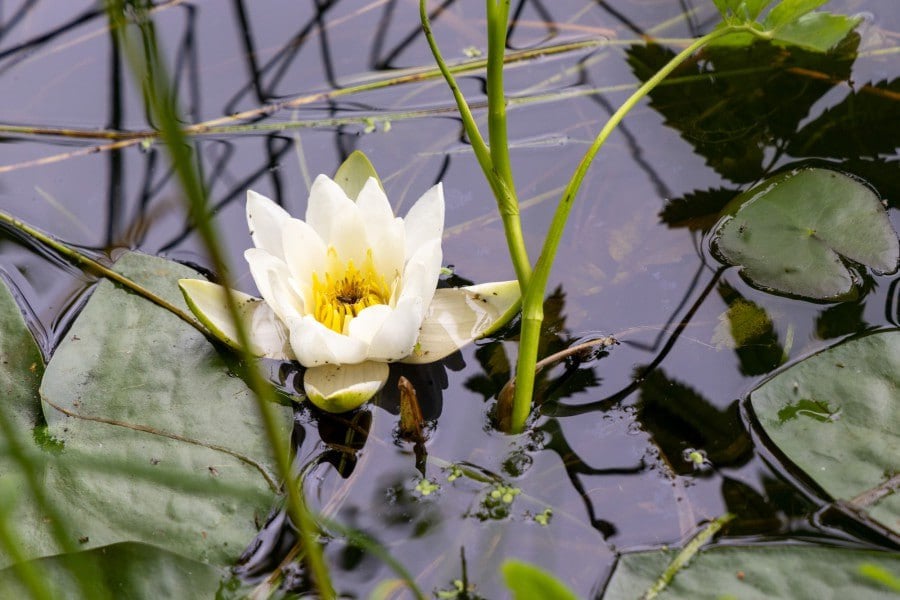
[{"xmin": 0, "ymin": 1, "xmax": 898, "ymax": 597}]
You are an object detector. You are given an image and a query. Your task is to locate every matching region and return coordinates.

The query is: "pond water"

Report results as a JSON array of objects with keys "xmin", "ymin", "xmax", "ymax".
[{"xmin": 0, "ymin": 0, "xmax": 898, "ymax": 597}]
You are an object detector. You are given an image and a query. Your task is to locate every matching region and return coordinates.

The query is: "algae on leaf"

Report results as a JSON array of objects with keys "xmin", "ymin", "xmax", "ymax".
[{"xmin": 750, "ymin": 329, "xmax": 900, "ymax": 534}]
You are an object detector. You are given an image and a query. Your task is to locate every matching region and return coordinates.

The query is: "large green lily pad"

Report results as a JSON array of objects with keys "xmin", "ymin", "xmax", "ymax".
[
  {"xmin": 0, "ymin": 542, "xmax": 224, "ymax": 599},
  {"xmin": 38, "ymin": 253, "xmax": 292, "ymax": 566},
  {"xmin": 604, "ymin": 545, "xmax": 900, "ymax": 599},
  {"xmin": 712, "ymin": 168, "xmax": 898, "ymax": 300},
  {"xmin": 0, "ymin": 274, "xmax": 57, "ymax": 568},
  {"xmin": 750, "ymin": 329, "xmax": 900, "ymax": 534}
]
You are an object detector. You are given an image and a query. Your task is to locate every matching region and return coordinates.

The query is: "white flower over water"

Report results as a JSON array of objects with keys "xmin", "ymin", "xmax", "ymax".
[{"xmin": 179, "ymin": 160, "xmax": 518, "ymax": 413}]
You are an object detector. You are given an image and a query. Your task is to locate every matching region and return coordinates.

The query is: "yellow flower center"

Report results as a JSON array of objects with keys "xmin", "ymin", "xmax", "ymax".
[{"xmin": 312, "ymin": 249, "xmax": 392, "ymax": 334}]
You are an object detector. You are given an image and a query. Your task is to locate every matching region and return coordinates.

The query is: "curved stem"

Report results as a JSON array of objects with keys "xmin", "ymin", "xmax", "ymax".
[
  {"xmin": 420, "ymin": 0, "xmax": 532, "ymax": 287},
  {"xmin": 104, "ymin": 2, "xmax": 334, "ymax": 596},
  {"xmin": 508, "ymin": 25, "xmax": 763, "ymax": 433}
]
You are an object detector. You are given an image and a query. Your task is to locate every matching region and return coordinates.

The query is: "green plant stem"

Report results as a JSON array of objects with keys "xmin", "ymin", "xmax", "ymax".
[
  {"xmin": 486, "ymin": 0, "xmax": 513, "ymax": 188},
  {"xmin": 420, "ymin": 0, "xmax": 532, "ymax": 287},
  {"xmin": 642, "ymin": 513, "xmax": 735, "ymax": 599},
  {"xmin": 0, "ymin": 211, "xmax": 200, "ymax": 332},
  {"xmin": 104, "ymin": 2, "xmax": 334, "ymax": 597},
  {"xmin": 509, "ymin": 25, "xmax": 761, "ymax": 433}
]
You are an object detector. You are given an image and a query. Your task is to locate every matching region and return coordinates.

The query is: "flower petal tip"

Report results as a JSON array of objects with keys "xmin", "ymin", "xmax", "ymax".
[{"xmin": 303, "ymin": 362, "xmax": 390, "ymax": 413}]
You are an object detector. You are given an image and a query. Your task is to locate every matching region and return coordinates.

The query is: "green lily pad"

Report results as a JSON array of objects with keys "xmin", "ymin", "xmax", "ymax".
[
  {"xmin": 38, "ymin": 252, "xmax": 292, "ymax": 566},
  {"xmin": 604, "ymin": 545, "xmax": 900, "ymax": 599},
  {"xmin": 0, "ymin": 542, "xmax": 224, "ymax": 599},
  {"xmin": 749, "ymin": 330, "xmax": 900, "ymax": 534},
  {"xmin": 712, "ymin": 168, "xmax": 899, "ymax": 299},
  {"xmin": 0, "ymin": 275, "xmax": 57, "ymax": 568}
]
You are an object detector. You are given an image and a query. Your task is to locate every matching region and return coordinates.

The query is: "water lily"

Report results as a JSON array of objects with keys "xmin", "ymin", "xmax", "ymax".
[{"xmin": 179, "ymin": 157, "xmax": 518, "ymax": 413}]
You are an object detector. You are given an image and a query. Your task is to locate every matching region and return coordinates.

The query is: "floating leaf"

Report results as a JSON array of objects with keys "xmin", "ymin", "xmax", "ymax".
[
  {"xmin": 712, "ymin": 168, "xmax": 899, "ymax": 299},
  {"xmin": 0, "ymin": 275, "xmax": 53, "ymax": 568},
  {"xmin": 604, "ymin": 545, "xmax": 900, "ymax": 599},
  {"xmin": 750, "ymin": 329, "xmax": 900, "ymax": 534},
  {"xmin": 0, "ymin": 542, "xmax": 223, "ymax": 599},
  {"xmin": 39, "ymin": 253, "xmax": 292, "ymax": 565}
]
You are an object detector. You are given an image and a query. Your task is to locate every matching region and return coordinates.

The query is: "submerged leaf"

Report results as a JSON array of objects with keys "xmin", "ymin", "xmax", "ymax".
[
  {"xmin": 712, "ymin": 168, "xmax": 899, "ymax": 299},
  {"xmin": 750, "ymin": 329, "xmax": 900, "ymax": 534}
]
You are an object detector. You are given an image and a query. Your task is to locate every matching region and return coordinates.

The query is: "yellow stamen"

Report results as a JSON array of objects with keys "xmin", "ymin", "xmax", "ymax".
[{"xmin": 311, "ymin": 249, "xmax": 392, "ymax": 334}]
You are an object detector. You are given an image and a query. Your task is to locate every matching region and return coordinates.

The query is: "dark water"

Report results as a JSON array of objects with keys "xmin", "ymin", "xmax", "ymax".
[{"xmin": 1, "ymin": 1, "xmax": 898, "ymax": 597}]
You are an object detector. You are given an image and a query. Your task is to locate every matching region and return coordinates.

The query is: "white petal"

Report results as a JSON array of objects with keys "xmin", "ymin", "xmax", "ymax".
[
  {"xmin": 178, "ymin": 279, "xmax": 293, "ymax": 360},
  {"xmin": 245, "ymin": 248, "xmax": 303, "ymax": 322},
  {"xmin": 328, "ymin": 197, "xmax": 368, "ymax": 267},
  {"xmin": 403, "ymin": 183, "xmax": 445, "ymax": 260},
  {"xmin": 367, "ymin": 218, "xmax": 406, "ymax": 290},
  {"xmin": 363, "ymin": 297, "xmax": 423, "ymax": 362},
  {"xmin": 306, "ymin": 174, "xmax": 356, "ymax": 244},
  {"xmin": 288, "ymin": 315, "xmax": 368, "ymax": 366},
  {"xmin": 247, "ymin": 190, "xmax": 290, "ymax": 261},
  {"xmin": 399, "ymin": 238, "xmax": 442, "ymax": 310},
  {"xmin": 402, "ymin": 280, "xmax": 520, "ymax": 364},
  {"xmin": 356, "ymin": 177, "xmax": 394, "ymax": 231},
  {"xmin": 346, "ymin": 304, "xmax": 393, "ymax": 345},
  {"xmin": 303, "ymin": 362, "xmax": 389, "ymax": 413},
  {"xmin": 282, "ymin": 217, "xmax": 327, "ymax": 297}
]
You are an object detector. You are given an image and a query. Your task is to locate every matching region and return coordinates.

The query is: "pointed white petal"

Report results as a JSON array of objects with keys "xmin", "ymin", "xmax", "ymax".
[
  {"xmin": 246, "ymin": 190, "xmax": 290, "ymax": 261},
  {"xmin": 306, "ymin": 174, "xmax": 355, "ymax": 244},
  {"xmin": 328, "ymin": 196, "xmax": 368, "ymax": 267},
  {"xmin": 402, "ymin": 280, "xmax": 520, "ymax": 364},
  {"xmin": 362, "ymin": 297, "xmax": 423, "ymax": 362},
  {"xmin": 288, "ymin": 315, "xmax": 368, "ymax": 366},
  {"xmin": 367, "ymin": 218, "xmax": 406, "ymax": 290},
  {"xmin": 399, "ymin": 238, "xmax": 442, "ymax": 310},
  {"xmin": 356, "ymin": 177, "xmax": 394, "ymax": 231},
  {"xmin": 282, "ymin": 217, "xmax": 327, "ymax": 294},
  {"xmin": 245, "ymin": 248, "xmax": 303, "ymax": 321},
  {"xmin": 303, "ymin": 362, "xmax": 389, "ymax": 413},
  {"xmin": 403, "ymin": 183, "xmax": 444, "ymax": 260},
  {"xmin": 178, "ymin": 279, "xmax": 293, "ymax": 360}
]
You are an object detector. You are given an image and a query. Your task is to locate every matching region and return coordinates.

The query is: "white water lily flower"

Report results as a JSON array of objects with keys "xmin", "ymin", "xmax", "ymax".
[{"xmin": 179, "ymin": 173, "xmax": 519, "ymax": 413}]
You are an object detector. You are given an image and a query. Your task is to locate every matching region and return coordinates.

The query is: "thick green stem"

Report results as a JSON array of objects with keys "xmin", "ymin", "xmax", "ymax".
[
  {"xmin": 508, "ymin": 25, "xmax": 761, "ymax": 432},
  {"xmin": 420, "ymin": 0, "xmax": 532, "ymax": 287},
  {"xmin": 104, "ymin": 2, "xmax": 334, "ymax": 596},
  {"xmin": 486, "ymin": 0, "xmax": 513, "ymax": 187}
]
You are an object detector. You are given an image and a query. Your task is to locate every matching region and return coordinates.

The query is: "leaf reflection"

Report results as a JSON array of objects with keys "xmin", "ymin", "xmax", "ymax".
[{"xmin": 627, "ymin": 36, "xmax": 859, "ymax": 183}]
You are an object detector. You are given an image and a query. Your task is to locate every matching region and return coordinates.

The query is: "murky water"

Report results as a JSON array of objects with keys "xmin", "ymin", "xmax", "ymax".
[{"xmin": 1, "ymin": 1, "xmax": 897, "ymax": 597}]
